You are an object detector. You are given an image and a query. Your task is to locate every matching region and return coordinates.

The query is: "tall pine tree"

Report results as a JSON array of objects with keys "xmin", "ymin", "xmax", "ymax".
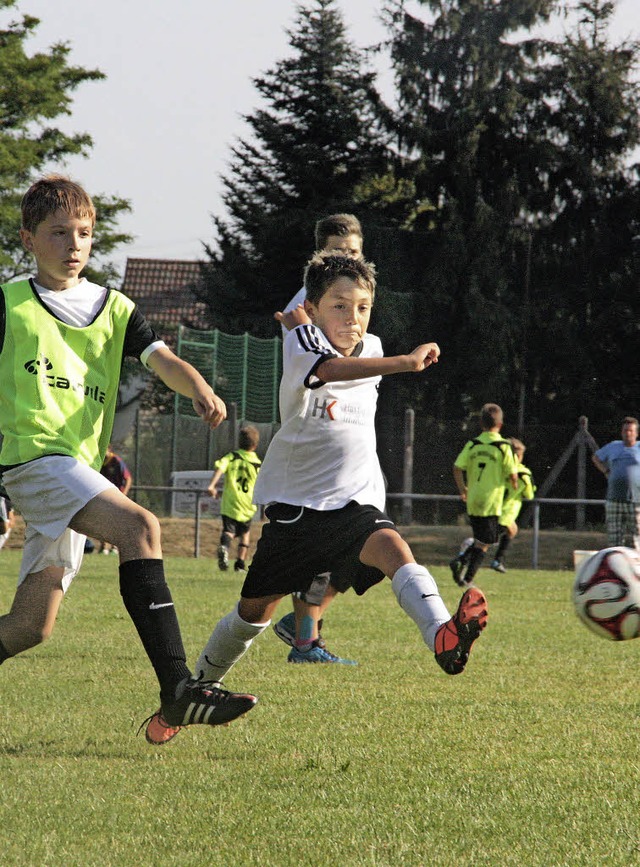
[{"xmin": 197, "ymin": 0, "xmax": 389, "ymax": 336}]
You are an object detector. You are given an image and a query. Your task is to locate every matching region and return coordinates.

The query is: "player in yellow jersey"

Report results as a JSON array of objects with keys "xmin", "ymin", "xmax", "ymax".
[
  {"xmin": 490, "ymin": 438, "xmax": 535, "ymax": 573},
  {"xmin": 208, "ymin": 426, "xmax": 261, "ymax": 572},
  {"xmin": 450, "ymin": 403, "xmax": 518, "ymax": 586}
]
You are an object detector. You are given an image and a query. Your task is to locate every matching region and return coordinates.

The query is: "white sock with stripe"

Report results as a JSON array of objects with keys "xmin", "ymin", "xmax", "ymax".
[{"xmin": 391, "ymin": 563, "xmax": 450, "ymax": 651}]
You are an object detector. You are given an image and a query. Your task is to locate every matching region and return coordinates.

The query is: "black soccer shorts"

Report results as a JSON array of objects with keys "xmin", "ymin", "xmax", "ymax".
[
  {"xmin": 240, "ymin": 501, "xmax": 396, "ymax": 599},
  {"xmin": 469, "ymin": 514, "xmax": 500, "ymax": 546}
]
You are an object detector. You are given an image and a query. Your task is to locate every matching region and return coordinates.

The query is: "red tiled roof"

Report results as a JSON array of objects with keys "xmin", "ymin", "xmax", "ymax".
[{"xmin": 120, "ymin": 258, "xmax": 210, "ymax": 342}]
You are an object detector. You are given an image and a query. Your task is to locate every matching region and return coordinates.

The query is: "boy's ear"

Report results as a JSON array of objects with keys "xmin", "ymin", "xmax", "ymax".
[
  {"xmin": 19, "ymin": 228, "xmax": 34, "ymax": 252},
  {"xmin": 303, "ymin": 298, "xmax": 316, "ymax": 320}
]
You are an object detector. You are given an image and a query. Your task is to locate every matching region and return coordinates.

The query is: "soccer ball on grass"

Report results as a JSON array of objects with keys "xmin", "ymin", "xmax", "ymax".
[{"xmin": 573, "ymin": 546, "xmax": 640, "ymax": 641}]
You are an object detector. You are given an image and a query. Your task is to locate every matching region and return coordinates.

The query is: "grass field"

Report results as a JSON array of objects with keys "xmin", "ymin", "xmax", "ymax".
[{"xmin": 1, "ymin": 540, "xmax": 639, "ymax": 866}]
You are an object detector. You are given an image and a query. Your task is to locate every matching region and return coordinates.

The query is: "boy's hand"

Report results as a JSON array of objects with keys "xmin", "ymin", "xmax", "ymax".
[
  {"xmin": 193, "ymin": 389, "xmax": 227, "ymax": 429},
  {"xmin": 408, "ymin": 342, "xmax": 440, "ymax": 371},
  {"xmin": 274, "ymin": 304, "xmax": 311, "ymax": 331}
]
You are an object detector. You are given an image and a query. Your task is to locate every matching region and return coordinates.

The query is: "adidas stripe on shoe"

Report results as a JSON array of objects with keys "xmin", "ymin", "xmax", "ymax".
[
  {"xmin": 142, "ymin": 679, "xmax": 258, "ymax": 745},
  {"xmin": 434, "ymin": 586, "xmax": 488, "ymax": 675}
]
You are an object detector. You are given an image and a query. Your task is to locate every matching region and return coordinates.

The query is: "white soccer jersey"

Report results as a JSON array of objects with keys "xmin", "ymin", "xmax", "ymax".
[{"xmin": 253, "ymin": 323, "xmax": 386, "ymax": 511}]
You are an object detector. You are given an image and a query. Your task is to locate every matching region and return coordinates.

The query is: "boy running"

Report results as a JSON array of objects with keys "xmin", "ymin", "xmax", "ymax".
[
  {"xmin": 208, "ymin": 425, "xmax": 262, "ymax": 572},
  {"xmin": 0, "ymin": 175, "xmax": 256, "ymax": 742},
  {"xmin": 450, "ymin": 404, "xmax": 518, "ymax": 585},
  {"xmin": 145, "ymin": 253, "xmax": 488, "ymax": 744},
  {"xmin": 490, "ymin": 438, "xmax": 535, "ymax": 573},
  {"xmin": 273, "ymin": 213, "xmax": 364, "ymax": 664}
]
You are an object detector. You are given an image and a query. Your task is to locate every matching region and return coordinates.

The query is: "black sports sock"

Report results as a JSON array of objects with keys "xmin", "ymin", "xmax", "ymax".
[
  {"xmin": 119, "ymin": 559, "xmax": 191, "ymax": 701},
  {"xmin": 495, "ymin": 531, "xmax": 511, "ymax": 562},
  {"xmin": 465, "ymin": 546, "xmax": 486, "ymax": 582},
  {"xmin": 0, "ymin": 637, "xmax": 11, "ymax": 664}
]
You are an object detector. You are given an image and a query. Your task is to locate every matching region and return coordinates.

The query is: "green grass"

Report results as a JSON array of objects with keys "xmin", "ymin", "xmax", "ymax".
[{"xmin": 1, "ymin": 550, "xmax": 640, "ymax": 866}]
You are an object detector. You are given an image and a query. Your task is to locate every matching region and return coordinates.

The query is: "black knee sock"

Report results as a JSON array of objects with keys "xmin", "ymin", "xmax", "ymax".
[
  {"xmin": 465, "ymin": 546, "xmax": 486, "ymax": 582},
  {"xmin": 0, "ymin": 637, "xmax": 11, "ymax": 664},
  {"xmin": 495, "ymin": 531, "xmax": 511, "ymax": 562},
  {"xmin": 119, "ymin": 559, "xmax": 191, "ymax": 702}
]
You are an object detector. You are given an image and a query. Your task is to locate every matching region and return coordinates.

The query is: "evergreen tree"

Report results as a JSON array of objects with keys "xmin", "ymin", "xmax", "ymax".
[
  {"xmin": 379, "ymin": 0, "xmax": 640, "ymax": 422},
  {"xmin": 522, "ymin": 0, "xmax": 640, "ymax": 423},
  {"xmin": 197, "ymin": 0, "xmax": 389, "ymax": 336},
  {"xmin": 0, "ymin": 2, "xmax": 131, "ymax": 285}
]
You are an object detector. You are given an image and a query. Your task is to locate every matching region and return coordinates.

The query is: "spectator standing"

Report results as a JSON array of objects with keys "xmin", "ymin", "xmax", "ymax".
[{"xmin": 592, "ymin": 417, "xmax": 640, "ymax": 550}]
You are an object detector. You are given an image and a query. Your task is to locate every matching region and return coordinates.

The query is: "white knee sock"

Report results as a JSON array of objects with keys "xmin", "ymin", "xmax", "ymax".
[
  {"xmin": 193, "ymin": 604, "xmax": 269, "ymax": 683},
  {"xmin": 391, "ymin": 563, "xmax": 450, "ymax": 651}
]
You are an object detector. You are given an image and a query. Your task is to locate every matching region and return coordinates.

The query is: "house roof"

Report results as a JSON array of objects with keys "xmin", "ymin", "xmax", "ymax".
[{"xmin": 121, "ymin": 258, "xmax": 210, "ymax": 343}]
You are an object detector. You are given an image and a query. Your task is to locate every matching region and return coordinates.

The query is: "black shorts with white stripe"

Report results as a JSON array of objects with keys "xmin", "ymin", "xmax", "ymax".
[{"xmin": 240, "ymin": 501, "xmax": 396, "ymax": 599}]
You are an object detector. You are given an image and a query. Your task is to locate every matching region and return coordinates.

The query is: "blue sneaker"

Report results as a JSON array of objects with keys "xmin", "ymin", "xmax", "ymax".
[
  {"xmin": 273, "ymin": 612, "xmax": 296, "ymax": 647},
  {"xmin": 273, "ymin": 612, "xmax": 324, "ymax": 648},
  {"xmin": 287, "ymin": 643, "xmax": 357, "ymax": 665}
]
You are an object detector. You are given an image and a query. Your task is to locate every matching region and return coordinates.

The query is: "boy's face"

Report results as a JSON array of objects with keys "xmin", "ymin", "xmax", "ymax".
[
  {"xmin": 304, "ymin": 277, "xmax": 372, "ymax": 356},
  {"xmin": 20, "ymin": 208, "xmax": 93, "ymax": 291},
  {"xmin": 322, "ymin": 233, "xmax": 363, "ymax": 259}
]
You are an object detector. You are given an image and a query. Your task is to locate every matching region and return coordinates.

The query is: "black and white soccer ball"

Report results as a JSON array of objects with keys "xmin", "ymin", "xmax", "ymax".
[{"xmin": 573, "ymin": 546, "xmax": 640, "ymax": 641}]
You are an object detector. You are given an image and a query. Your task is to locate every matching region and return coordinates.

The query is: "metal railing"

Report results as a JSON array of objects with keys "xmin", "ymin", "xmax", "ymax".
[
  {"xmin": 385, "ymin": 493, "xmax": 606, "ymax": 569},
  {"xmin": 134, "ymin": 485, "xmax": 605, "ymax": 567}
]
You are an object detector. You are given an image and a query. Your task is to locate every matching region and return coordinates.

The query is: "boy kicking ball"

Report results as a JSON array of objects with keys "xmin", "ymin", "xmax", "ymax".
[
  {"xmin": 0, "ymin": 175, "xmax": 257, "ymax": 743},
  {"xmin": 145, "ymin": 252, "xmax": 488, "ymax": 744}
]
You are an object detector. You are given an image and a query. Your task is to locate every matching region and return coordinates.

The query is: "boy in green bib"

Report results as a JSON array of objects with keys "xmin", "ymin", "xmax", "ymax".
[{"xmin": 0, "ymin": 175, "xmax": 256, "ymax": 742}]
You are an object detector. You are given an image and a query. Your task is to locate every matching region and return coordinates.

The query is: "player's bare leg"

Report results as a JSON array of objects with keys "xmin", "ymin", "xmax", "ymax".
[{"xmin": 0, "ymin": 567, "xmax": 64, "ymax": 657}]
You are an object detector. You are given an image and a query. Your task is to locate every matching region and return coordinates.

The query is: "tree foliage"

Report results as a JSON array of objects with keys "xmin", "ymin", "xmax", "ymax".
[
  {"xmin": 376, "ymin": 0, "xmax": 640, "ymax": 422},
  {"xmin": 0, "ymin": 0, "xmax": 131, "ymax": 285},
  {"xmin": 201, "ymin": 0, "xmax": 640, "ymax": 425},
  {"xmin": 196, "ymin": 0, "xmax": 390, "ymax": 335}
]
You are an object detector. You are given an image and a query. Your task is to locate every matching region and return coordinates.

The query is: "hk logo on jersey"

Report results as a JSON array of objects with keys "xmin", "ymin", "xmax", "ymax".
[
  {"xmin": 24, "ymin": 354, "xmax": 106, "ymax": 404},
  {"xmin": 312, "ymin": 397, "xmax": 337, "ymax": 420}
]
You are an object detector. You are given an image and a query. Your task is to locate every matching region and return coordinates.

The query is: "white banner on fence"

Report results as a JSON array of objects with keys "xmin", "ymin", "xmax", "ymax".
[{"xmin": 170, "ymin": 471, "xmax": 221, "ymax": 518}]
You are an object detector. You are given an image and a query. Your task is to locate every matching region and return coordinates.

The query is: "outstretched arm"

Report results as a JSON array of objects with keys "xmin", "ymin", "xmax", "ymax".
[
  {"xmin": 316, "ymin": 343, "xmax": 440, "ymax": 383},
  {"xmin": 146, "ymin": 346, "xmax": 227, "ymax": 429}
]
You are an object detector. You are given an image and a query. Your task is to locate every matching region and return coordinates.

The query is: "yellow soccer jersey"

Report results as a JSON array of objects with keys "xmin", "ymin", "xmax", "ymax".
[
  {"xmin": 454, "ymin": 431, "xmax": 518, "ymax": 516},
  {"xmin": 500, "ymin": 463, "xmax": 535, "ymax": 527},
  {"xmin": 216, "ymin": 449, "xmax": 262, "ymax": 523}
]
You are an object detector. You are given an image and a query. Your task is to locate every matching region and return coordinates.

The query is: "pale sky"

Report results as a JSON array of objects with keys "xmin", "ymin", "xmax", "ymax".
[{"xmin": 10, "ymin": 0, "xmax": 640, "ymax": 275}]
